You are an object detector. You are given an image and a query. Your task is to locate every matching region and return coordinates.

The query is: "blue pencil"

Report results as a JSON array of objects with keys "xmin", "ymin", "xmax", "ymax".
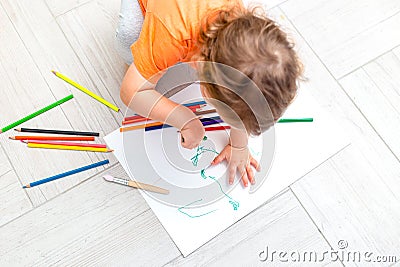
[
  {"xmin": 182, "ymin": 101, "xmax": 206, "ymax": 107},
  {"xmin": 22, "ymin": 159, "xmax": 109, "ymax": 188}
]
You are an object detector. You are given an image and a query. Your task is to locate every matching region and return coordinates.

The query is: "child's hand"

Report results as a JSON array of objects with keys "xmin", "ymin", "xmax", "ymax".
[
  {"xmin": 211, "ymin": 144, "xmax": 260, "ymax": 187},
  {"xmin": 180, "ymin": 118, "xmax": 205, "ymax": 149}
]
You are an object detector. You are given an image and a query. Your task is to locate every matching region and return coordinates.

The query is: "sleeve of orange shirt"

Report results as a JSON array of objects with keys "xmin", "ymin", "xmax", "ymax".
[{"xmin": 131, "ymin": 12, "xmax": 186, "ymax": 81}]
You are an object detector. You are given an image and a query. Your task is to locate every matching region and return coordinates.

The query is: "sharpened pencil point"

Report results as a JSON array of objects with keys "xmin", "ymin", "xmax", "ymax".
[
  {"xmin": 51, "ymin": 70, "xmax": 57, "ymax": 75},
  {"xmin": 9, "ymin": 137, "xmax": 15, "ymax": 140},
  {"xmin": 22, "ymin": 186, "xmax": 27, "ymax": 189}
]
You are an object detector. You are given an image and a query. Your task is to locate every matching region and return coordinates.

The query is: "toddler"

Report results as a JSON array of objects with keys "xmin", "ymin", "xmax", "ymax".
[{"xmin": 115, "ymin": 0, "xmax": 303, "ymax": 187}]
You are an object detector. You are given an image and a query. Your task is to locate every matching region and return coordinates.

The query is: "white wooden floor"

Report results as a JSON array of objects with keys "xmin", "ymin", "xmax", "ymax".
[{"xmin": 0, "ymin": 0, "xmax": 399, "ymax": 266}]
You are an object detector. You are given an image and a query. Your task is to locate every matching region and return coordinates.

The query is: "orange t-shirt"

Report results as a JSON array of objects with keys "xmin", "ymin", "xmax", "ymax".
[{"xmin": 131, "ymin": 0, "xmax": 241, "ymax": 80}]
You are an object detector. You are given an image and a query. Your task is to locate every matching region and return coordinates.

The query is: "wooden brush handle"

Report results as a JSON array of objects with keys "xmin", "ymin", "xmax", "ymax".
[{"xmin": 128, "ymin": 181, "xmax": 169, "ymax": 195}]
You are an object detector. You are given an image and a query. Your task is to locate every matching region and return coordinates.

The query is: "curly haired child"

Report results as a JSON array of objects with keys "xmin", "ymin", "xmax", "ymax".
[{"xmin": 115, "ymin": 0, "xmax": 303, "ymax": 187}]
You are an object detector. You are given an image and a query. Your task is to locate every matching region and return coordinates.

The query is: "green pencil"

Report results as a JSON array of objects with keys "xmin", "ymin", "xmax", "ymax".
[
  {"xmin": 278, "ymin": 118, "xmax": 313, "ymax": 123},
  {"xmin": 0, "ymin": 94, "xmax": 74, "ymax": 134}
]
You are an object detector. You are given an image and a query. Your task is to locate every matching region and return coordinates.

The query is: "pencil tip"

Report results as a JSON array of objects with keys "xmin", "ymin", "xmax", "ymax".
[
  {"xmin": 51, "ymin": 70, "xmax": 56, "ymax": 75},
  {"xmin": 22, "ymin": 186, "xmax": 27, "ymax": 189},
  {"xmin": 9, "ymin": 137, "xmax": 15, "ymax": 140}
]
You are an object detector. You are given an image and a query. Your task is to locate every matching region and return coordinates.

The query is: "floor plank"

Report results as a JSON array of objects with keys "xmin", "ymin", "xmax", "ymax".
[
  {"xmin": 0, "ymin": 170, "xmax": 33, "ymax": 227},
  {"xmin": 55, "ymin": 0, "xmax": 129, "ymax": 119},
  {"xmin": 45, "ymin": 0, "xmax": 91, "ymax": 18},
  {"xmin": 0, "ymin": 143, "xmax": 12, "ymax": 177},
  {"xmin": 0, "ymin": 143, "xmax": 33, "ymax": 227},
  {"xmin": 166, "ymin": 190, "xmax": 337, "ymax": 266},
  {"xmin": 280, "ymin": 0, "xmax": 400, "ymax": 78},
  {"xmin": 0, "ymin": 3, "xmax": 106, "ymax": 206},
  {"xmin": 243, "ymin": 0, "xmax": 288, "ymax": 10},
  {"xmin": 2, "ymin": 0, "xmax": 121, "ymax": 165},
  {"xmin": 265, "ymin": 7, "xmax": 400, "ymax": 265},
  {"xmin": 0, "ymin": 164, "xmax": 180, "ymax": 266},
  {"xmin": 340, "ymin": 51, "xmax": 400, "ymax": 160}
]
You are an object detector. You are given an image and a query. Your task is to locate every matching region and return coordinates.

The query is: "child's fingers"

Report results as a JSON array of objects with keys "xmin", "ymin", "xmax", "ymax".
[
  {"xmin": 212, "ymin": 151, "xmax": 225, "ymax": 165},
  {"xmin": 246, "ymin": 164, "xmax": 255, "ymax": 185},
  {"xmin": 240, "ymin": 167, "xmax": 249, "ymax": 187},
  {"xmin": 181, "ymin": 139, "xmax": 197, "ymax": 149},
  {"xmin": 228, "ymin": 165, "xmax": 236, "ymax": 185},
  {"xmin": 250, "ymin": 157, "xmax": 261, "ymax": 171}
]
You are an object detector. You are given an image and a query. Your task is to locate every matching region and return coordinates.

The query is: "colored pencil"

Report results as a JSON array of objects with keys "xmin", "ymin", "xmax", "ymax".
[
  {"xmin": 122, "ymin": 117, "xmax": 152, "ymax": 125},
  {"xmin": 122, "ymin": 101, "xmax": 206, "ymax": 121},
  {"xmin": 0, "ymin": 95, "xmax": 73, "ymax": 134},
  {"xmin": 123, "ymin": 105, "xmax": 203, "ymax": 122},
  {"xmin": 22, "ymin": 159, "xmax": 109, "ymax": 188},
  {"xmin": 145, "ymin": 117, "xmax": 222, "ymax": 132},
  {"xmin": 10, "ymin": 136, "xmax": 95, "ymax": 141},
  {"xmin": 27, "ymin": 143, "xmax": 112, "ymax": 152},
  {"xmin": 120, "ymin": 121, "xmax": 164, "ymax": 132},
  {"xmin": 278, "ymin": 118, "xmax": 314, "ymax": 123},
  {"xmin": 205, "ymin": 126, "xmax": 231, "ymax": 131},
  {"xmin": 194, "ymin": 109, "xmax": 217, "ymax": 116},
  {"xmin": 24, "ymin": 140, "xmax": 107, "ymax": 148},
  {"xmin": 182, "ymin": 101, "xmax": 207, "ymax": 107},
  {"xmin": 52, "ymin": 70, "xmax": 119, "ymax": 112},
  {"xmin": 15, "ymin": 128, "xmax": 99, "ymax": 136},
  {"xmin": 103, "ymin": 175, "xmax": 169, "ymax": 195},
  {"xmin": 122, "ymin": 108, "xmax": 216, "ymax": 126}
]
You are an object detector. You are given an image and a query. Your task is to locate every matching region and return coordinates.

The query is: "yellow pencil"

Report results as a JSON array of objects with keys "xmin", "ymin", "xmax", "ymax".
[
  {"xmin": 52, "ymin": 70, "xmax": 120, "ymax": 112},
  {"xmin": 27, "ymin": 143, "xmax": 113, "ymax": 153}
]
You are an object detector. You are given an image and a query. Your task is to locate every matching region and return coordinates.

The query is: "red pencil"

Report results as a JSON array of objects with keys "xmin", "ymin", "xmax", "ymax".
[
  {"xmin": 204, "ymin": 126, "xmax": 231, "ymax": 131},
  {"xmin": 122, "ymin": 117, "xmax": 151, "ymax": 125},
  {"xmin": 9, "ymin": 136, "xmax": 95, "ymax": 141},
  {"xmin": 23, "ymin": 140, "xmax": 106, "ymax": 148}
]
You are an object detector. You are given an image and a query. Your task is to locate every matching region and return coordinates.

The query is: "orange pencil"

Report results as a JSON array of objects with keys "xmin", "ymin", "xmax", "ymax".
[
  {"xmin": 120, "ymin": 122, "xmax": 163, "ymax": 132},
  {"xmin": 9, "ymin": 136, "xmax": 95, "ymax": 141}
]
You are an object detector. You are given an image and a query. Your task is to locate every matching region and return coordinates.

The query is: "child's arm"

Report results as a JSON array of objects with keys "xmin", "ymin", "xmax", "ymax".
[
  {"xmin": 211, "ymin": 127, "xmax": 260, "ymax": 187},
  {"xmin": 120, "ymin": 63, "xmax": 205, "ymax": 149}
]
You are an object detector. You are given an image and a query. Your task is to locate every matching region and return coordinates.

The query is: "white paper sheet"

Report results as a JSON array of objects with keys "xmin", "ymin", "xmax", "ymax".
[{"xmin": 105, "ymin": 85, "xmax": 349, "ymax": 256}]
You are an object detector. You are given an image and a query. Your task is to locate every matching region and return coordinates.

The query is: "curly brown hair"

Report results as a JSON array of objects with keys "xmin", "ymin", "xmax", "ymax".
[{"xmin": 194, "ymin": 5, "xmax": 303, "ymax": 135}]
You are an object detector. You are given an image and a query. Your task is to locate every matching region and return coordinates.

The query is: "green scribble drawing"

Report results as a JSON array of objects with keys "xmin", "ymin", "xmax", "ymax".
[
  {"xmin": 178, "ymin": 199, "xmax": 217, "ymax": 218},
  {"xmin": 190, "ymin": 145, "xmax": 219, "ymax": 167},
  {"xmin": 200, "ymin": 169, "xmax": 240, "ymax": 210},
  {"xmin": 178, "ymin": 137, "xmax": 241, "ymax": 218},
  {"xmin": 249, "ymin": 147, "xmax": 261, "ymax": 157}
]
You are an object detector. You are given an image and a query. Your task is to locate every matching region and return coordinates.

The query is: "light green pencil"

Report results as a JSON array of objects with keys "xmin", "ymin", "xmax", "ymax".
[
  {"xmin": 52, "ymin": 70, "xmax": 120, "ymax": 112},
  {"xmin": 0, "ymin": 94, "xmax": 74, "ymax": 134}
]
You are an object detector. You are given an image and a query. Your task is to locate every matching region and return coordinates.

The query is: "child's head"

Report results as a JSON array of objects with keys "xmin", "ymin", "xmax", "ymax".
[{"xmin": 195, "ymin": 6, "xmax": 303, "ymax": 135}]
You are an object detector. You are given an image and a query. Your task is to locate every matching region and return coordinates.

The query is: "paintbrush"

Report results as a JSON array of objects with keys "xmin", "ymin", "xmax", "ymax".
[{"xmin": 103, "ymin": 175, "xmax": 169, "ymax": 195}]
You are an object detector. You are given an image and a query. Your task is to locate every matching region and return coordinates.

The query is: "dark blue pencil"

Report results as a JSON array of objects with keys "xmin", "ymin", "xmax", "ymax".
[
  {"xmin": 145, "ymin": 116, "xmax": 222, "ymax": 132},
  {"xmin": 22, "ymin": 159, "xmax": 109, "ymax": 188}
]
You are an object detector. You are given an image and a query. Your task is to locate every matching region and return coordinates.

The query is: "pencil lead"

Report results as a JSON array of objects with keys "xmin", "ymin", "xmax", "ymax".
[
  {"xmin": 51, "ymin": 70, "xmax": 57, "ymax": 75},
  {"xmin": 9, "ymin": 136, "xmax": 15, "ymax": 140}
]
